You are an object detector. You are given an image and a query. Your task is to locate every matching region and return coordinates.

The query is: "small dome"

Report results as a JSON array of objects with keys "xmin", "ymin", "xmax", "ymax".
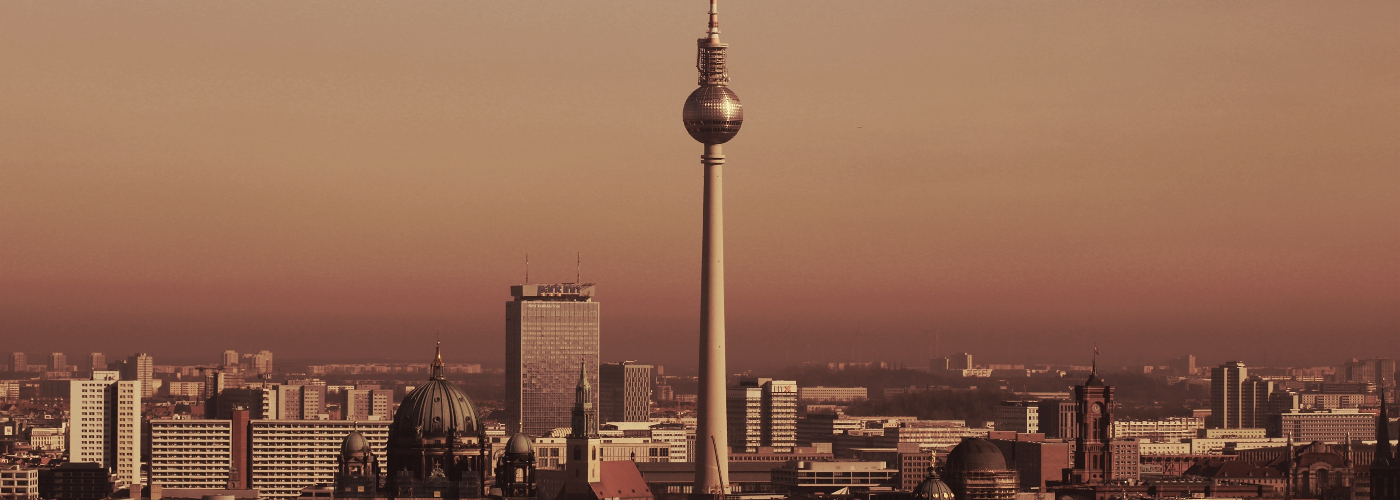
[
  {"xmin": 505, "ymin": 433, "xmax": 534, "ymax": 455},
  {"xmin": 341, "ymin": 431, "xmax": 371, "ymax": 455},
  {"xmin": 683, "ymin": 85, "xmax": 744, "ymax": 144},
  {"xmin": 913, "ymin": 474, "xmax": 955, "ymax": 500},
  {"xmin": 946, "ymin": 438, "xmax": 1008, "ymax": 472}
]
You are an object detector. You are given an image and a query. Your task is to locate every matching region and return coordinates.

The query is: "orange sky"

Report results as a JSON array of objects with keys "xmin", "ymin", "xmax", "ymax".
[{"xmin": 1, "ymin": 1, "xmax": 1396, "ymax": 371}]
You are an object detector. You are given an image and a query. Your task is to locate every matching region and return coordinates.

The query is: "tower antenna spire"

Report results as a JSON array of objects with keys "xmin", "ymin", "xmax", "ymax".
[
  {"xmin": 525, "ymin": 253, "xmax": 529, "ymax": 284},
  {"xmin": 577, "ymin": 252, "xmax": 581, "ymax": 283}
]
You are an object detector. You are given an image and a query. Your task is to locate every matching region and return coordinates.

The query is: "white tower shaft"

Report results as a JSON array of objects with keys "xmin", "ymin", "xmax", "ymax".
[{"xmin": 694, "ymin": 143, "xmax": 730, "ymax": 495}]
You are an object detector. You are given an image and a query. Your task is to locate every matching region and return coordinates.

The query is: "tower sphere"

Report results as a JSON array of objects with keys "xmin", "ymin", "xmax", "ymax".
[{"xmin": 683, "ymin": 85, "xmax": 743, "ymax": 144}]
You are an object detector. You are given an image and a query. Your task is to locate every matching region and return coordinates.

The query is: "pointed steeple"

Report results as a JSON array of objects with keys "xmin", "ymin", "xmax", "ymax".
[
  {"xmin": 570, "ymin": 360, "xmax": 597, "ymax": 438},
  {"xmin": 1377, "ymin": 375, "xmax": 1392, "ymax": 467},
  {"xmin": 430, "ymin": 336, "xmax": 445, "ymax": 381}
]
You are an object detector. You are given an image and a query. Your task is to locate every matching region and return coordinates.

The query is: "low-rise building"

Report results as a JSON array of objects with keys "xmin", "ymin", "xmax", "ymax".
[
  {"xmin": 772, "ymin": 460, "xmax": 899, "ymax": 495},
  {"xmin": 1276, "ymin": 409, "xmax": 1374, "ymax": 443},
  {"xmin": 797, "ymin": 387, "xmax": 869, "ymax": 403},
  {"xmin": 0, "ymin": 466, "xmax": 39, "ymax": 499}
]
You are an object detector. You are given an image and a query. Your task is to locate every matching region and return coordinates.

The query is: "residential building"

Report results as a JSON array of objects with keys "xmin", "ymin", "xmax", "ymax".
[
  {"xmin": 727, "ymin": 378, "xmax": 797, "ymax": 453},
  {"xmin": 797, "ymin": 412, "xmax": 862, "ymax": 445},
  {"xmin": 27, "ymin": 427, "xmax": 65, "ymax": 453},
  {"xmin": 149, "ymin": 419, "xmax": 233, "ymax": 489},
  {"xmin": 995, "ymin": 401, "xmax": 1039, "ymax": 434},
  {"xmin": 9, "ymin": 353, "xmax": 25, "ymax": 373},
  {"xmin": 1110, "ymin": 417, "xmax": 1204, "ymax": 443},
  {"xmin": 340, "ymin": 387, "xmax": 393, "ymax": 421},
  {"xmin": 249, "ymin": 420, "xmax": 389, "ymax": 500},
  {"xmin": 505, "ymin": 283, "xmax": 600, "ymax": 436},
  {"xmin": 251, "ymin": 351, "xmax": 274, "ymax": 375},
  {"xmin": 600, "ymin": 362, "xmax": 652, "ymax": 423},
  {"xmin": 222, "ymin": 350, "xmax": 240, "ymax": 368},
  {"xmin": 1108, "ymin": 438, "xmax": 1140, "ymax": 482},
  {"xmin": 120, "ymin": 353, "xmax": 155, "ymax": 398},
  {"xmin": 49, "ymin": 353, "xmax": 66, "ymax": 372},
  {"xmin": 68, "ymin": 371, "xmax": 140, "ymax": 487}
]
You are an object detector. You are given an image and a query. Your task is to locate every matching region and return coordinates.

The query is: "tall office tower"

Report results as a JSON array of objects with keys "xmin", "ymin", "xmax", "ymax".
[
  {"xmin": 68, "ymin": 371, "xmax": 141, "ymax": 487},
  {"xmin": 600, "ymin": 361, "xmax": 652, "ymax": 423},
  {"xmin": 1068, "ymin": 366, "xmax": 1113, "ymax": 485},
  {"xmin": 505, "ymin": 283, "xmax": 600, "ymax": 436},
  {"xmin": 726, "ymin": 378, "xmax": 797, "ymax": 453},
  {"xmin": 222, "ymin": 350, "xmax": 239, "ymax": 368},
  {"xmin": 1209, "ymin": 361, "xmax": 1277, "ymax": 429},
  {"xmin": 121, "ymin": 353, "xmax": 155, "ymax": 398},
  {"xmin": 49, "ymin": 353, "xmax": 67, "ymax": 372},
  {"xmin": 341, "ymin": 388, "xmax": 393, "ymax": 421},
  {"xmin": 149, "ymin": 419, "xmax": 233, "ymax": 489},
  {"xmin": 681, "ymin": 0, "xmax": 745, "ymax": 493},
  {"xmin": 87, "ymin": 353, "xmax": 106, "ymax": 373},
  {"xmin": 9, "ymin": 352, "xmax": 25, "ymax": 372},
  {"xmin": 252, "ymin": 351, "xmax": 274, "ymax": 375}
]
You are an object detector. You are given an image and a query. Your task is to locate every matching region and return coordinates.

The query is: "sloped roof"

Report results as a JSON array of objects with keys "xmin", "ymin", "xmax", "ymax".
[{"xmin": 589, "ymin": 461, "xmax": 654, "ymax": 500}]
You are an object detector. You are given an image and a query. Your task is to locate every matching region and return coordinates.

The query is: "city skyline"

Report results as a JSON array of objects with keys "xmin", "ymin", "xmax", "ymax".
[{"xmin": 2, "ymin": 1, "xmax": 1398, "ymax": 370}]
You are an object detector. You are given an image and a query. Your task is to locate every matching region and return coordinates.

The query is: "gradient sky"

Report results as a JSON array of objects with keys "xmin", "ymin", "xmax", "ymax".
[{"xmin": 1, "ymin": 1, "xmax": 1397, "ymax": 372}]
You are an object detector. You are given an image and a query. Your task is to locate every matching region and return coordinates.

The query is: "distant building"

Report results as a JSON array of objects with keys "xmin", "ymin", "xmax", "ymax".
[
  {"xmin": 27, "ymin": 427, "xmax": 65, "ymax": 453},
  {"xmin": 949, "ymin": 353, "xmax": 974, "ymax": 370},
  {"xmin": 340, "ymin": 387, "xmax": 393, "ymax": 421},
  {"xmin": 994, "ymin": 401, "xmax": 1039, "ymax": 434},
  {"xmin": 9, "ymin": 352, "xmax": 26, "ymax": 373},
  {"xmin": 249, "ymin": 420, "xmax": 389, "ymax": 500},
  {"xmin": 68, "ymin": 371, "xmax": 140, "ymax": 487},
  {"xmin": 942, "ymin": 439, "xmax": 1017, "ymax": 500},
  {"xmin": 86, "ymin": 353, "xmax": 105, "ymax": 373},
  {"xmin": 727, "ymin": 378, "xmax": 797, "ymax": 453},
  {"xmin": 49, "ymin": 353, "xmax": 66, "ymax": 372},
  {"xmin": 600, "ymin": 361, "xmax": 652, "ymax": 423},
  {"xmin": 1108, "ymin": 438, "xmax": 1140, "ymax": 482},
  {"xmin": 1276, "ymin": 409, "xmax": 1375, "ymax": 443},
  {"xmin": 1038, "ymin": 400, "xmax": 1077, "ymax": 440},
  {"xmin": 986, "ymin": 432, "xmax": 1073, "ymax": 492},
  {"xmin": 120, "ymin": 353, "xmax": 155, "ymax": 398},
  {"xmin": 772, "ymin": 460, "xmax": 899, "ymax": 495},
  {"xmin": 505, "ymin": 283, "xmax": 600, "ymax": 436},
  {"xmin": 251, "ymin": 350, "xmax": 274, "ymax": 375},
  {"xmin": 222, "ymin": 350, "xmax": 240, "ymax": 368},
  {"xmin": 1210, "ymin": 361, "xmax": 1285, "ymax": 430},
  {"xmin": 797, "ymin": 412, "xmax": 862, "ymax": 445},
  {"xmin": 1110, "ymin": 417, "xmax": 1204, "ymax": 443},
  {"xmin": 797, "ymin": 387, "xmax": 868, "ymax": 403}
]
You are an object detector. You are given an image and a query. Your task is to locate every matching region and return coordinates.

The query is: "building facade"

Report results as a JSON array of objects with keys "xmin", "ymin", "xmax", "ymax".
[
  {"xmin": 149, "ymin": 419, "xmax": 233, "ymax": 489},
  {"xmin": 505, "ymin": 283, "xmax": 600, "ymax": 436},
  {"xmin": 1277, "ymin": 409, "xmax": 1375, "ymax": 443},
  {"xmin": 67, "ymin": 371, "xmax": 140, "ymax": 487},
  {"xmin": 726, "ymin": 378, "xmax": 796, "ymax": 453},
  {"xmin": 994, "ymin": 402, "xmax": 1039, "ymax": 434},
  {"xmin": 249, "ymin": 420, "xmax": 389, "ymax": 500},
  {"xmin": 120, "ymin": 353, "xmax": 154, "ymax": 398},
  {"xmin": 341, "ymin": 387, "xmax": 393, "ymax": 421},
  {"xmin": 600, "ymin": 362, "xmax": 652, "ymax": 423}
]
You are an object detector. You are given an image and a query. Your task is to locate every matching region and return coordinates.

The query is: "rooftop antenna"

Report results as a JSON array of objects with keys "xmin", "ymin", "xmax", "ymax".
[
  {"xmin": 525, "ymin": 253, "xmax": 530, "ymax": 284},
  {"xmin": 577, "ymin": 252, "xmax": 581, "ymax": 284}
]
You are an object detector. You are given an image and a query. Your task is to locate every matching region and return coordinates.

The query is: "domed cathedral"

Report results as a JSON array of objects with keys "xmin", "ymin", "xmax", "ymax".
[
  {"xmin": 385, "ymin": 343, "xmax": 491, "ymax": 499},
  {"xmin": 912, "ymin": 467, "xmax": 956, "ymax": 500},
  {"xmin": 493, "ymin": 434, "xmax": 537, "ymax": 499},
  {"xmin": 942, "ymin": 438, "xmax": 1017, "ymax": 500},
  {"xmin": 335, "ymin": 431, "xmax": 381, "ymax": 498}
]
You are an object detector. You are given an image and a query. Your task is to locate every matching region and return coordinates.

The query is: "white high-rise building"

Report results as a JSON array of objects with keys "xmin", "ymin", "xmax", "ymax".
[
  {"xmin": 222, "ymin": 350, "xmax": 239, "ymax": 368},
  {"xmin": 726, "ymin": 378, "xmax": 797, "ymax": 453},
  {"xmin": 248, "ymin": 420, "xmax": 388, "ymax": 500},
  {"xmin": 68, "ymin": 371, "xmax": 141, "ymax": 487},
  {"xmin": 150, "ymin": 420, "xmax": 233, "ymax": 489}
]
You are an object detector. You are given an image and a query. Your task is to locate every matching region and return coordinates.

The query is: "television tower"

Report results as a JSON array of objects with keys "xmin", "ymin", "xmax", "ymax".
[{"xmin": 683, "ymin": 0, "xmax": 743, "ymax": 496}]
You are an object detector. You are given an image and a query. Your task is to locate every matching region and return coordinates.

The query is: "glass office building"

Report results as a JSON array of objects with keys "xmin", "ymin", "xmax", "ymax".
[{"xmin": 505, "ymin": 283, "xmax": 600, "ymax": 436}]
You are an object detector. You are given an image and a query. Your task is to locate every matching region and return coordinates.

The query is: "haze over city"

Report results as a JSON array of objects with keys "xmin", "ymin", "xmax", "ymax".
[{"xmin": 2, "ymin": 1, "xmax": 1397, "ymax": 371}]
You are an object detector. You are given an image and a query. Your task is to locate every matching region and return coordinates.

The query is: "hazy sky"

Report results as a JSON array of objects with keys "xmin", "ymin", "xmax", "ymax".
[{"xmin": 2, "ymin": 1, "xmax": 1396, "ymax": 372}]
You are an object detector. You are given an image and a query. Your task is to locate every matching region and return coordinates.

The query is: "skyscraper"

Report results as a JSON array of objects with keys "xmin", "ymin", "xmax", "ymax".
[
  {"xmin": 68, "ymin": 371, "xmax": 141, "ymax": 487},
  {"xmin": 1209, "ymin": 361, "xmax": 1277, "ymax": 429},
  {"xmin": 600, "ymin": 361, "xmax": 652, "ymax": 423},
  {"xmin": 49, "ymin": 353, "xmax": 66, "ymax": 372},
  {"xmin": 505, "ymin": 283, "xmax": 600, "ymax": 436},
  {"xmin": 87, "ymin": 353, "xmax": 106, "ymax": 373},
  {"xmin": 122, "ymin": 353, "xmax": 155, "ymax": 398},
  {"xmin": 9, "ymin": 352, "xmax": 26, "ymax": 373},
  {"xmin": 681, "ymin": 0, "xmax": 745, "ymax": 493}
]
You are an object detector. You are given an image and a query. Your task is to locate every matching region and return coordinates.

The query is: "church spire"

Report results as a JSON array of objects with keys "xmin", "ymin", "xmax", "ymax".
[{"xmin": 570, "ymin": 360, "xmax": 597, "ymax": 438}]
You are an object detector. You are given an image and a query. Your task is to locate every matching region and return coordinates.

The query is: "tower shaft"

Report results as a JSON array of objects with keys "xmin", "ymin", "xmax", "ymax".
[{"xmin": 695, "ymin": 143, "xmax": 730, "ymax": 495}]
